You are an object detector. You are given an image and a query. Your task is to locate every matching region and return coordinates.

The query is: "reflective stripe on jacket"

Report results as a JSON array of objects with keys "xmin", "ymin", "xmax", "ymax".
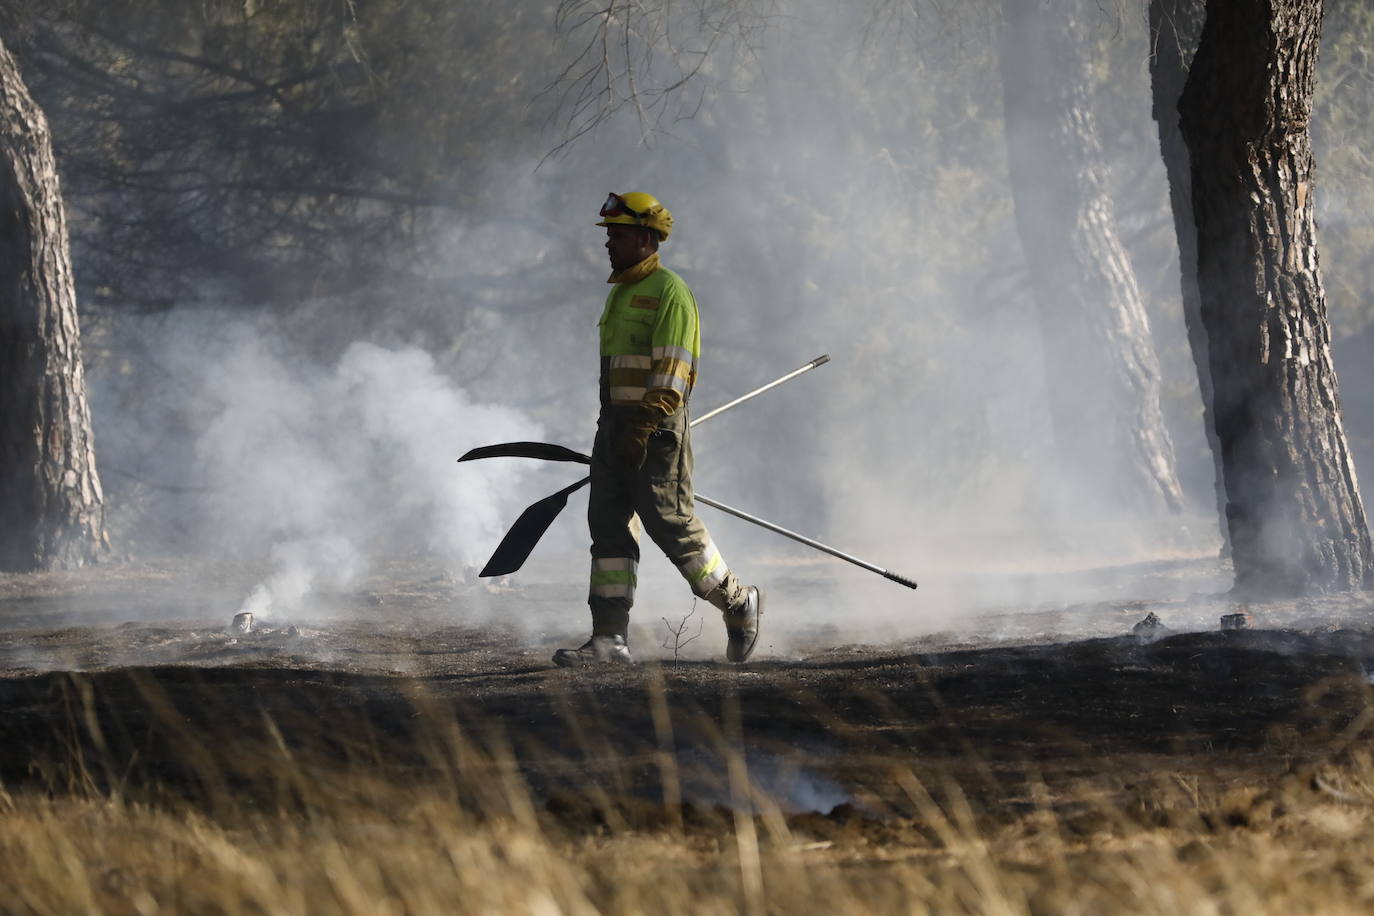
[{"xmin": 598, "ymin": 262, "xmax": 700, "ymax": 412}]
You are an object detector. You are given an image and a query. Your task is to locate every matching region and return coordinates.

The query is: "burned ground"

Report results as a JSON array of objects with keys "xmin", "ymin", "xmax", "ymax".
[{"xmin": 3, "ymin": 557, "xmax": 1374, "ymax": 849}]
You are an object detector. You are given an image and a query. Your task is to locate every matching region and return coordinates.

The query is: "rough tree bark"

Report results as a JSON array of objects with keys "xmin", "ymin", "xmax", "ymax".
[
  {"xmin": 999, "ymin": 0, "xmax": 1187, "ymax": 522},
  {"xmin": 0, "ymin": 36, "xmax": 106, "ymax": 570},
  {"xmin": 1149, "ymin": 0, "xmax": 1228, "ymax": 551},
  {"xmin": 1179, "ymin": 0, "xmax": 1372, "ymax": 594}
]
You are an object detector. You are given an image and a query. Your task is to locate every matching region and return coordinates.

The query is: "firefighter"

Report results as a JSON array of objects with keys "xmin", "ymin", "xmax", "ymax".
[{"xmin": 553, "ymin": 192, "xmax": 764, "ymax": 667}]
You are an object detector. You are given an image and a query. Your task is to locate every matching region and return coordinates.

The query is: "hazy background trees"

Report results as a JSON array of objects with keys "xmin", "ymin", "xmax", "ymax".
[
  {"xmin": 3, "ymin": 0, "xmax": 1373, "ymax": 607},
  {"xmin": 999, "ymin": 0, "xmax": 1185, "ymax": 523}
]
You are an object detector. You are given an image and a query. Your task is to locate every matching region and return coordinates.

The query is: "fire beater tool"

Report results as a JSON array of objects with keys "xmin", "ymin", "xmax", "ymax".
[
  {"xmin": 458, "ymin": 355, "xmax": 829, "ymax": 574},
  {"xmin": 459, "ymin": 355, "xmax": 918, "ymax": 589}
]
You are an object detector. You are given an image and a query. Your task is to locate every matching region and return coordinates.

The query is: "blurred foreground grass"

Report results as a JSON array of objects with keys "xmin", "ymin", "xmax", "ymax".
[
  {"xmin": 6, "ymin": 705, "xmax": 1374, "ymax": 914},
  {"xmin": 7, "ymin": 759, "xmax": 1374, "ymax": 914}
]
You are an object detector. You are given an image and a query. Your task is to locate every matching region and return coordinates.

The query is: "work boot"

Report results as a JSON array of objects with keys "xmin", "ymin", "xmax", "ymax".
[
  {"xmin": 552, "ymin": 634, "xmax": 634, "ymax": 668},
  {"xmin": 723, "ymin": 586, "xmax": 763, "ymax": 663}
]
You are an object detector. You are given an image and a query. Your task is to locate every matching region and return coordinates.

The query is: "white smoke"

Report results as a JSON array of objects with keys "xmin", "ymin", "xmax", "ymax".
[
  {"xmin": 98, "ymin": 315, "xmax": 544, "ymax": 620},
  {"xmin": 76, "ymin": 0, "xmax": 1229, "ymax": 643},
  {"xmin": 236, "ymin": 536, "xmax": 361, "ymax": 620}
]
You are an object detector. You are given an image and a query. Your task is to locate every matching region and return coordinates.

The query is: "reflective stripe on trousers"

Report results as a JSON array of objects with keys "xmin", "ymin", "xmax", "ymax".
[
  {"xmin": 589, "ymin": 556, "xmax": 637, "ymax": 602},
  {"xmin": 677, "ymin": 538, "xmax": 728, "ymax": 597}
]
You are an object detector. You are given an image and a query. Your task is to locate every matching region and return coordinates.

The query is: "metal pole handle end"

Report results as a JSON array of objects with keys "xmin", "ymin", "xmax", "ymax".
[
  {"xmin": 883, "ymin": 570, "xmax": 919, "ymax": 590},
  {"xmin": 812, "ymin": 354, "xmax": 830, "ymax": 367}
]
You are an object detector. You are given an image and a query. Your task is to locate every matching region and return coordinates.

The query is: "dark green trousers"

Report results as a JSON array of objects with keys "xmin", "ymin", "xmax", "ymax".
[{"xmin": 587, "ymin": 406, "xmax": 743, "ymax": 637}]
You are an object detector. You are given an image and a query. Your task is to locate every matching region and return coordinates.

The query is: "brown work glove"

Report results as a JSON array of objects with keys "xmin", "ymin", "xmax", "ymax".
[{"xmin": 613, "ymin": 409, "xmax": 660, "ymax": 468}]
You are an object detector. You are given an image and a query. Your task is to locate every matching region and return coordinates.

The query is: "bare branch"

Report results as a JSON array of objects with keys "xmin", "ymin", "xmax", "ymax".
[
  {"xmin": 541, "ymin": 0, "xmax": 775, "ymax": 158},
  {"xmin": 660, "ymin": 600, "xmax": 703, "ymax": 669}
]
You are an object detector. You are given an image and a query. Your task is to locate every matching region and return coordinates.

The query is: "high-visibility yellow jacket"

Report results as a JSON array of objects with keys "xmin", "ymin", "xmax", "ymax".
[{"xmin": 598, "ymin": 253, "xmax": 700, "ymax": 416}]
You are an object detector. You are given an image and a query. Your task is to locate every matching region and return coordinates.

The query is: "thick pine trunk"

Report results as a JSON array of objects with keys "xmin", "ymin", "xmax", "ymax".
[
  {"xmin": 999, "ymin": 0, "xmax": 1187, "ymax": 523},
  {"xmin": 1179, "ymin": 0, "xmax": 1371, "ymax": 595},
  {"xmin": 0, "ymin": 36, "xmax": 106, "ymax": 570},
  {"xmin": 1149, "ymin": 0, "xmax": 1228, "ymax": 551}
]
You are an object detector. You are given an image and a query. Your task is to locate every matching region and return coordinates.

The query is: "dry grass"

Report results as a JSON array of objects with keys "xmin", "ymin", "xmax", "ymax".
[{"xmin": 7, "ymin": 707, "xmax": 1374, "ymax": 915}]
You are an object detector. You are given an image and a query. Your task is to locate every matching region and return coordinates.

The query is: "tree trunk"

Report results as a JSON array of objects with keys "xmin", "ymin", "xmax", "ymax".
[
  {"xmin": 0, "ymin": 36, "xmax": 106, "ymax": 570},
  {"xmin": 999, "ymin": 0, "xmax": 1187, "ymax": 524},
  {"xmin": 1179, "ymin": 0, "xmax": 1372, "ymax": 595},
  {"xmin": 1149, "ymin": 0, "xmax": 1229, "ymax": 552}
]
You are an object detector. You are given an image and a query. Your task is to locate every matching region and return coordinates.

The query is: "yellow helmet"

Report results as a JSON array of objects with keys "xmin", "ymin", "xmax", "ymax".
[{"xmin": 596, "ymin": 192, "xmax": 673, "ymax": 241}]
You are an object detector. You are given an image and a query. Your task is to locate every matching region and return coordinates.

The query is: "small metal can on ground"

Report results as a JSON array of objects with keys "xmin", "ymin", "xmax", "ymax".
[{"xmin": 1220, "ymin": 612, "xmax": 1252, "ymax": 631}]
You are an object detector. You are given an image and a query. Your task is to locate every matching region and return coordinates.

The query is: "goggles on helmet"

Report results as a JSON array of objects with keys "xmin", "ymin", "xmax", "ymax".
[{"xmin": 599, "ymin": 192, "xmax": 647, "ymax": 223}]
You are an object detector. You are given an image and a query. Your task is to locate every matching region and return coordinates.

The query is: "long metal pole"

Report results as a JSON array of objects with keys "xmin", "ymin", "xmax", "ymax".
[
  {"xmin": 690, "ymin": 354, "xmax": 829, "ymax": 427},
  {"xmin": 696, "ymin": 492, "xmax": 919, "ymax": 590},
  {"xmin": 692, "ymin": 353, "xmax": 917, "ymax": 589}
]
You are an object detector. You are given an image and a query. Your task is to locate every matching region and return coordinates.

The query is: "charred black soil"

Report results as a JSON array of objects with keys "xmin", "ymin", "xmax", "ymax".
[{"xmin": 4, "ymin": 563, "xmax": 1374, "ymax": 845}]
